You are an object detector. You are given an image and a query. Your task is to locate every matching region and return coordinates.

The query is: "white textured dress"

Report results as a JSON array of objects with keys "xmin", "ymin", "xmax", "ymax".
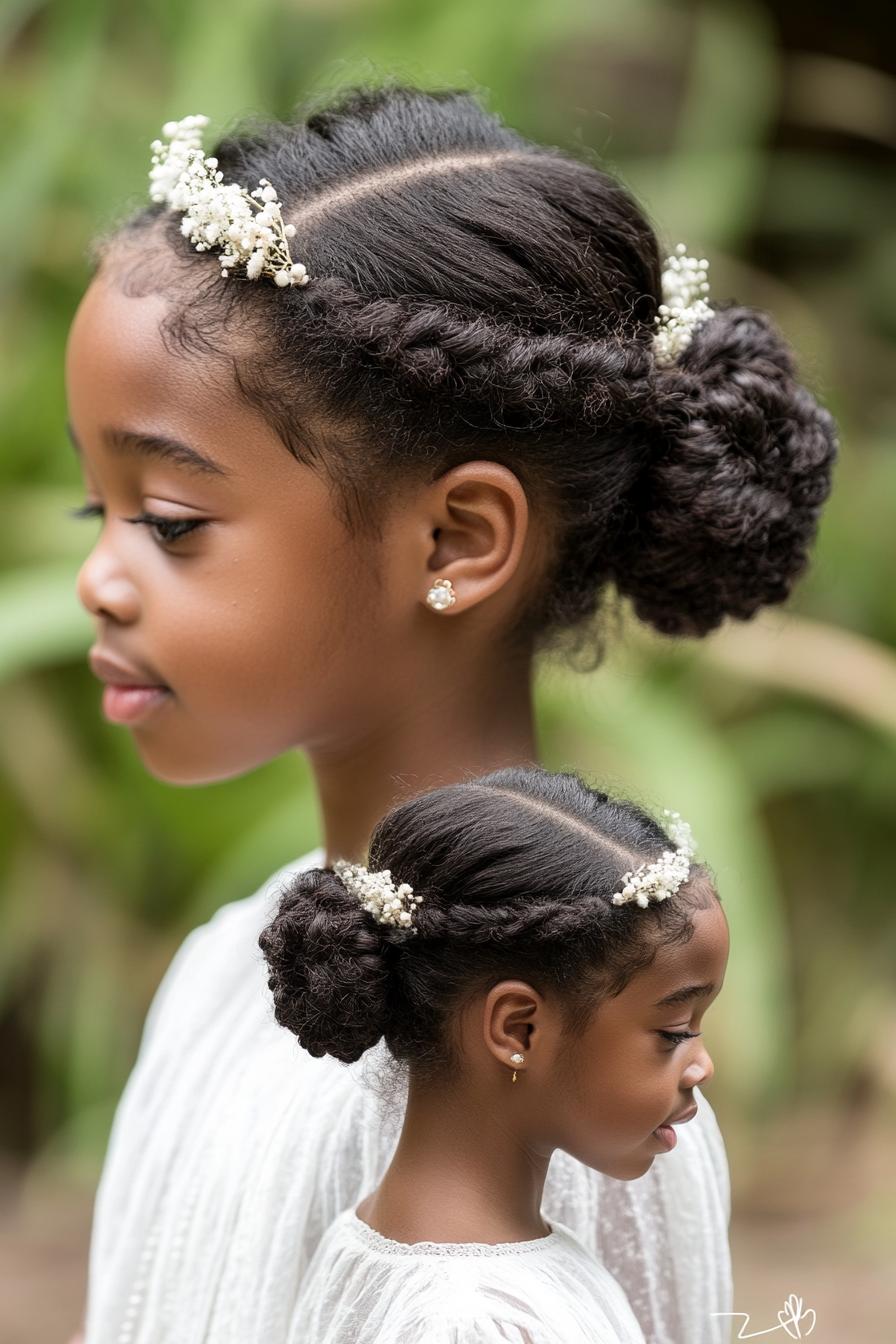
[
  {"xmin": 83, "ymin": 846, "xmax": 732, "ymax": 1344},
  {"xmin": 289, "ymin": 1206, "xmax": 647, "ymax": 1343}
]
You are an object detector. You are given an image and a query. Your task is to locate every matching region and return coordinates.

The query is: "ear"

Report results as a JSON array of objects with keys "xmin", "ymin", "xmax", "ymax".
[
  {"xmin": 482, "ymin": 979, "xmax": 542, "ymax": 1079},
  {"xmin": 419, "ymin": 461, "xmax": 533, "ymax": 614}
]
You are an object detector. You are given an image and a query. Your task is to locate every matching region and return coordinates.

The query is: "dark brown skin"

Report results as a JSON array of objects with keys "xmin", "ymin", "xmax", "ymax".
[
  {"xmin": 66, "ymin": 268, "xmax": 551, "ymax": 861},
  {"xmin": 359, "ymin": 896, "xmax": 728, "ymax": 1243},
  {"xmin": 65, "ymin": 267, "xmax": 728, "ymax": 1257}
]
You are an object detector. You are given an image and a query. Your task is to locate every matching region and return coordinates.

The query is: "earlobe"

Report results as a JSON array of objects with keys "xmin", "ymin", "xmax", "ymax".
[
  {"xmin": 422, "ymin": 461, "xmax": 531, "ymax": 614},
  {"xmin": 481, "ymin": 979, "xmax": 541, "ymax": 1077},
  {"xmin": 424, "ymin": 577, "xmax": 457, "ymax": 611}
]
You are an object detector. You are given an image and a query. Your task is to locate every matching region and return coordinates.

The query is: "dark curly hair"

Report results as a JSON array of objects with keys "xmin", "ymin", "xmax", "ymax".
[
  {"xmin": 257, "ymin": 765, "xmax": 720, "ymax": 1072},
  {"xmin": 93, "ymin": 80, "xmax": 839, "ymax": 664}
]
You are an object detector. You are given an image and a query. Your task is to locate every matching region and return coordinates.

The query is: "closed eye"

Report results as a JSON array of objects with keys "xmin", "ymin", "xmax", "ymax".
[
  {"xmin": 67, "ymin": 502, "xmax": 209, "ymax": 549},
  {"xmin": 658, "ymin": 1029, "xmax": 701, "ymax": 1046}
]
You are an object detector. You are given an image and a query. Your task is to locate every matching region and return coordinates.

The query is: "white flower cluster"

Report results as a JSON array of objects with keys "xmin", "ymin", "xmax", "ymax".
[
  {"xmin": 333, "ymin": 859, "xmax": 424, "ymax": 931},
  {"xmin": 149, "ymin": 113, "xmax": 309, "ymax": 288},
  {"xmin": 610, "ymin": 809, "xmax": 697, "ymax": 908},
  {"xmin": 652, "ymin": 243, "xmax": 713, "ymax": 366}
]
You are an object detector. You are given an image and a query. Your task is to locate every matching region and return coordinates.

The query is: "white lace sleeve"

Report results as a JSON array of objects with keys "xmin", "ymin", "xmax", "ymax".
[
  {"xmin": 84, "ymin": 851, "xmax": 325, "ymax": 1307},
  {"xmin": 84, "ymin": 918, "xmax": 208, "ymax": 1282}
]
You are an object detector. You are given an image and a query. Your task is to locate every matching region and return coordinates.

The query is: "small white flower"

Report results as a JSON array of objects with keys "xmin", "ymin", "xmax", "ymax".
[
  {"xmin": 652, "ymin": 244, "xmax": 714, "ymax": 366},
  {"xmin": 148, "ymin": 113, "xmax": 311, "ymax": 288},
  {"xmin": 609, "ymin": 809, "xmax": 698, "ymax": 908},
  {"xmin": 333, "ymin": 860, "xmax": 423, "ymax": 932}
]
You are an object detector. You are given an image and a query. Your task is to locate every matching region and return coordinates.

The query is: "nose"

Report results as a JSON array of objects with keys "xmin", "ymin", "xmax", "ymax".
[
  {"xmin": 75, "ymin": 538, "xmax": 141, "ymax": 624},
  {"xmin": 699, "ymin": 1047, "xmax": 714, "ymax": 1085},
  {"xmin": 683, "ymin": 1040, "xmax": 714, "ymax": 1089}
]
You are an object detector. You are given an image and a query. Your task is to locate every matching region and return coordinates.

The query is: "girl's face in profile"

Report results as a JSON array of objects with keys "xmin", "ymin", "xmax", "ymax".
[
  {"xmin": 536, "ymin": 895, "xmax": 729, "ymax": 1181},
  {"xmin": 65, "ymin": 271, "xmax": 416, "ymax": 785}
]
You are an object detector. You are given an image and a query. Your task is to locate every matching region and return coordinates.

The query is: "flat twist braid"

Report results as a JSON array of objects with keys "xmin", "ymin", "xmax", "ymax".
[{"xmin": 300, "ymin": 276, "xmax": 660, "ymax": 432}]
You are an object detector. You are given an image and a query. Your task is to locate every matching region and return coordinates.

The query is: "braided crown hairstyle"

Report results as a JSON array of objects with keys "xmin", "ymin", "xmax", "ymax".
[
  {"xmin": 95, "ymin": 80, "xmax": 839, "ymax": 663},
  {"xmin": 258, "ymin": 765, "xmax": 719, "ymax": 1071}
]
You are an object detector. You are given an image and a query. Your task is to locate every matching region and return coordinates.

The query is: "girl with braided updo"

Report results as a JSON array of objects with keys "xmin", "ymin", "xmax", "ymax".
[
  {"xmin": 65, "ymin": 80, "xmax": 834, "ymax": 1344},
  {"xmin": 259, "ymin": 764, "xmax": 729, "ymax": 1343}
]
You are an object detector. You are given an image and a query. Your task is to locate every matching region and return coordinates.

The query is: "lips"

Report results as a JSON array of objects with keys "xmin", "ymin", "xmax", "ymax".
[
  {"xmin": 663, "ymin": 1104, "xmax": 698, "ymax": 1127},
  {"xmin": 89, "ymin": 647, "xmax": 168, "ymax": 689},
  {"xmin": 651, "ymin": 1103, "xmax": 698, "ymax": 1153}
]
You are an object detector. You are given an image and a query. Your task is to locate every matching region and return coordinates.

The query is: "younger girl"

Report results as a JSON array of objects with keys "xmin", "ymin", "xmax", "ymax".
[{"xmin": 259, "ymin": 764, "xmax": 729, "ymax": 1343}]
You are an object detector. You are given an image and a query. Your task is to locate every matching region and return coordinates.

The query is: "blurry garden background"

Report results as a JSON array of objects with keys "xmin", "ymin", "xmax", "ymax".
[{"xmin": 1, "ymin": 0, "xmax": 895, "ymax": 1340}]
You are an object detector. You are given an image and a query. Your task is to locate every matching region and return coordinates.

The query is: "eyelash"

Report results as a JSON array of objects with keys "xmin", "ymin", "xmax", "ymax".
[
  {"xmin": 658, "ymin": 1029, "xmax": 701, "ymax": 1047},
  {"xmin": 68, "ymin": 502, "xmax": 209, "ymax": 548}
]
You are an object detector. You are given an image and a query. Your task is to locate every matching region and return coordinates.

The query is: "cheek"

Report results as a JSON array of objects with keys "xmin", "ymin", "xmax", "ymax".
[
  {"xmin": 173, "ymin": 550, "xmax": 338, "ymax": 677},
  {"xmin": 564, "ymin": 1036, "xmax": 670, "ymax": 1132},
  {"xmin": 151, "ymin": 523, "xmax": 392, "ymax": 730},
  {"xmin": 127, "ymin": 538, "xmax": 364, "ymax": 784}
]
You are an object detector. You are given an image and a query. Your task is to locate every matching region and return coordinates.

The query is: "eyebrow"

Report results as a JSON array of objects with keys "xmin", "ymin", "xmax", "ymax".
[
  {"xmin": 652, "ymin": 982, "xmax": 717, "ymax": 1009},
  {"xmin": 66, "ymin": 421, "xmax": 231, "ymax": 479}
]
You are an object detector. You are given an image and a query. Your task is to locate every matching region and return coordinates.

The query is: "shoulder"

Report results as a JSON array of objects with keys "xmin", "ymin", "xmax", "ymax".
[
  {"xmin": 195, "ymin": 843, "xmax": 327, "ymax": 946},
  {"xmin": 459, "ymin": 1222, "xmax": 647, "ymax": 1343},
  {"xmin": 138, "ymin": 843, "xmax": 326, "ymax": 1056},
  {"xmin": 418, "ymin": 1229, "xmax": 646, "ymax": 1343},
  {"xmin": 300, "ymin": 1212, "xmax": 646, "ymax": 1344}
]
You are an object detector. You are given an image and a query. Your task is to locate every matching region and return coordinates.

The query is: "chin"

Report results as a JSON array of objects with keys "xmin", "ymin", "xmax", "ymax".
[
  {"xmin": 131, "ymin": 741, "xmax": 257, "ymax": 787},
  {"xmin": 613, "ymin": 1156, "xmax": 656, "ymax": 1181},
  {"xmin": 136, "ymin": 759, "xmax": 225, "ymax": 787},
  {"xmin": 589, "ymin": 1151, "xmax": 655, "ymax": 1182}
]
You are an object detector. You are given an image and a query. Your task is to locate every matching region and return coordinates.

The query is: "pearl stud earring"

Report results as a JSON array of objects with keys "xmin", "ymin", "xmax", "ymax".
[
  {"xmin": 510, "ymin": 1051, "xmax": 524, "ymax": 1083},
  {"xmin": 425, "ymin": 578, "xmax": 456, "ymax": 611}
]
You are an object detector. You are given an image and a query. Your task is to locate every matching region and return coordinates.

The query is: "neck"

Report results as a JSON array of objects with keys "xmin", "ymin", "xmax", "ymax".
[
  {"xmin": 312, "ymin": 642, "xmax": 545, "ymax": 1242},
  {"xmin": 358, "ymin": 1071, "xmax": 552, "ymax": 1243},
  {"xmin": 309, "ymin": 649, "xmax": 538, "ymax": 865}
]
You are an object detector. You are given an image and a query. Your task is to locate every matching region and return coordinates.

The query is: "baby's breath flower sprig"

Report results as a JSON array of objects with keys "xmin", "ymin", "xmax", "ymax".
[
  {"xmin": 651, "ymin": 243, "xmax": 713, "ymax": 366},
  {"xmin": 333, "ymin": 859, "xmax": 425, "ymax": 933},
  {"xmin": 149, "ymin": 113, "xmax": 310, "ymax": 289},
  {"xmin": 610, "ymin": 809, "xmax": 697, "ymax": 908}
]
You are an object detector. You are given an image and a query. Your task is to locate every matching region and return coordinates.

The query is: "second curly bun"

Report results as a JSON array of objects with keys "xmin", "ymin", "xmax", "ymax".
[
  {"xmin": 258, "ymin": 867, "xmax": 390, "ymax": 1063},
  {"xmin": 614, "ymin": 302, "xmax": 839, "ymax": 636}
]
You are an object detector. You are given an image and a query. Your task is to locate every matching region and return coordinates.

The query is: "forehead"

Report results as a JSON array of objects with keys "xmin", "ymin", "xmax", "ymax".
[
  {"xmin": 611, "ymin": 898, "xmax": 729, "ymax": 1016},
  {"xmin": 67, "ymin": 275, "xmax": 209, "ymax": 419},
  {"xmin": 64, "ymin": 273, "xmax": 290, "ymax": 484}
]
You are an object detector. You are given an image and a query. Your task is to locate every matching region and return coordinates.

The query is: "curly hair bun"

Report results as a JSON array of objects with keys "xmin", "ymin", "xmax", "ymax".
[
  {"xmin": 257, "ymin": 867, "xmax": 390, "ymax": 1063},
  {"xmin": 614, "ymin": 303, "xmax": 839, "ymax": 637}
]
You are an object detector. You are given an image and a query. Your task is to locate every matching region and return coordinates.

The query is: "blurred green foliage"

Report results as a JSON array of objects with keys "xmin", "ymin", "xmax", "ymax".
[{"xmin": 1, "ymin": 0, "xmax": 895, "ymax": 1180}]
